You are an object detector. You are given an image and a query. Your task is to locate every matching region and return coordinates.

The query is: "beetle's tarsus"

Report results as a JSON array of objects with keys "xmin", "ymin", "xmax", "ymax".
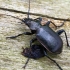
[
  {"xmin": 67, "ymin": 44, "xmax": 70, "ymax": 47},
  {"xmin": 6, "ymin": 36, "xmax": 17, "ymax": 39},
  {"xmin": 23, "ymin": 58, "xmax": 30, "ymax": 69}
]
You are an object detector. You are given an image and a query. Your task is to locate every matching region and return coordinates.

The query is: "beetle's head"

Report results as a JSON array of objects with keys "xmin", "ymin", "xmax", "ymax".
[
  {"xmin": 22, "ymin": 18, "xmax": 41, "ymax": 31},
  {"xmin": 22, "ymin": 18, "xmax": 33, "ymax": 26}
]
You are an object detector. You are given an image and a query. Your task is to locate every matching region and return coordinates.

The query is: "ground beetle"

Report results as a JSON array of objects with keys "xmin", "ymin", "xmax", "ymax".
[
  {"xmin": 6, "ymin": 0, "xmax": 70, "ymax": 70},
  {"xmin": 6, "ymin": 17, "xmax": 70, "ymax": 70}
]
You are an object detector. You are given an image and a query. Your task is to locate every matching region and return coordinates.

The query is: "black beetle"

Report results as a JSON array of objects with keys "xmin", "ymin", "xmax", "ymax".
[
  {"xmin": 6, "ymin": 17, "xmax": 70, "ymax": 70},
  {"xmin": 6, "ymin": 0, "xmax": 70, "ymax": 70}
]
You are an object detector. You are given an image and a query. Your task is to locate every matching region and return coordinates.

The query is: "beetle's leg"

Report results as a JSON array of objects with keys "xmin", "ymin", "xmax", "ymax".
[
  {"xmin": 34, "ymin": 17, "xmax": 42, "ymax": 23},
  {"xmin": 44, "ymin": 51, "xmax": 63, "ymax": 70},
  {"xmin": 30, "ymin": 38, "xmax": 37, "ymax": 47},
  {"xmin": 56, "ymin": 29, "xmax": 69, "ymax": 47},
  {"xmin": 23, "ymin": 58, "xmax": 30, "ymax": 69},
  {"xmin": 46, "ymin": 21, "xmax": 65, "ymax": 28},
  {"xmin": 6, "ymin": 32, "xmax": 33, "ymax": 39},
  {"xmin": 46, "ymin": 21, "xmax": 56, "ymax": 27}
]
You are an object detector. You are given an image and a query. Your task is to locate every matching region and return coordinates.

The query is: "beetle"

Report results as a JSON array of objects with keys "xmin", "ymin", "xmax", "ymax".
[
  {"xmin": 6, "ymin": 17, "xmax": 70, "ymax": 70},
  {"xmin": 6, "ymin": 0, "xmax": 70, "ymax": 70}
]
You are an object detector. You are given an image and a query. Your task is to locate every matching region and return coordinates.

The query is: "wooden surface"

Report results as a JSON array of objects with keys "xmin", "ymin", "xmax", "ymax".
[
  {"xmin": 0, "ymin": 0, "xmax": 70, "ymax": 70},
  {"xmin": 0, "ymin": 0, "xmax": 70, "ymax": 19}
]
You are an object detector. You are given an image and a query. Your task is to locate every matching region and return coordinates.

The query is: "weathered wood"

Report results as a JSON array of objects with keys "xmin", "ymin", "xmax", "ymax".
[{"xmin": 0, "ymin": 7, "xmax": 70, "ymax": 21}]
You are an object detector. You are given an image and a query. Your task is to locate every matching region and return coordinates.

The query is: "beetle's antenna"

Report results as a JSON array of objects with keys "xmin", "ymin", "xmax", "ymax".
[
  {"xmin": 44, "ymin": 51, "xmax": 63, "ymax": 70},
  {"xmin": 23, "ymin": 58, "xmax": 30, "ymax": 69},
  {"xmin": 27, "ymin": 0, "xmax": 30, "ymax": 18}
]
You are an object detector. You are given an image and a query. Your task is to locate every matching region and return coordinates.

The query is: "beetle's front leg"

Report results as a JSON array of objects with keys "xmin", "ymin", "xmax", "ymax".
[{"xmin": 6, "ymin": 32, "xmax": 33, "ymax": 39}]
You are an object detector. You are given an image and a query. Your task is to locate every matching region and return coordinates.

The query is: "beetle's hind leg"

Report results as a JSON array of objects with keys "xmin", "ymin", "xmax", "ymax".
[
  {"xmin": 56, "ymin": 29, "xmax": 70, "ymax": 47},
  {"xmin": 44, "ymin": 51, "xmax": 63, "ymax": 70}
]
